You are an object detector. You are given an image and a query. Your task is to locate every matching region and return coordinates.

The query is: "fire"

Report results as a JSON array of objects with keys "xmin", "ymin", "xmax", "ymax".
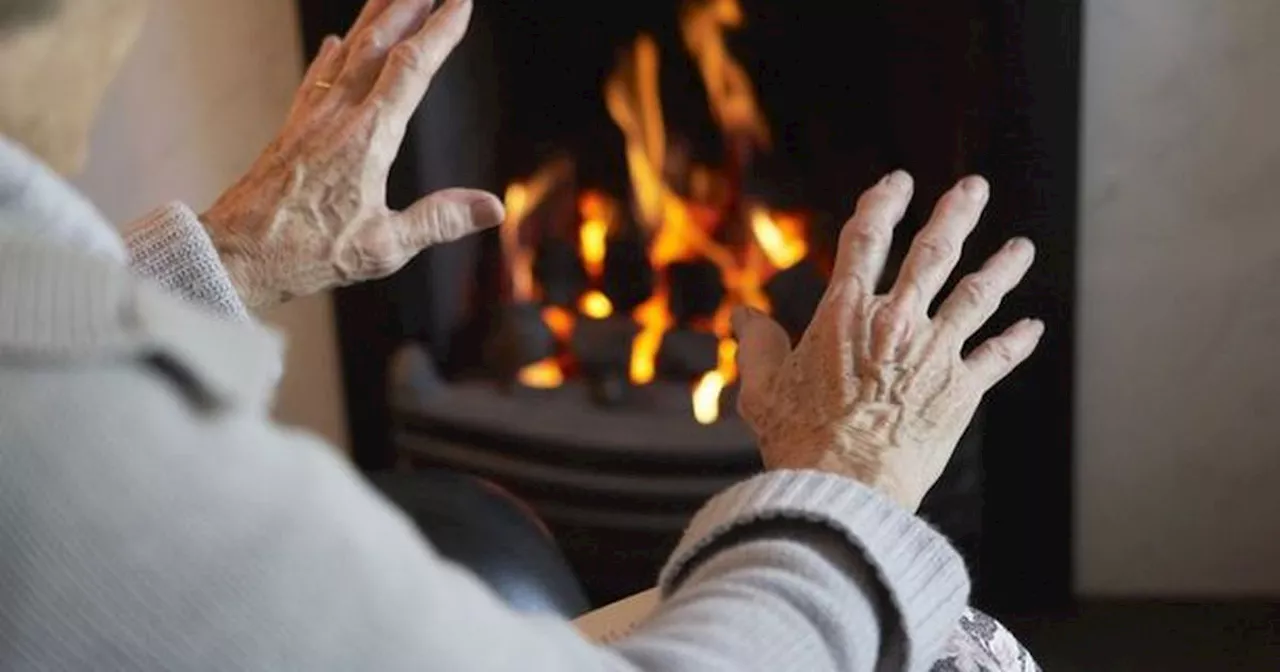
[
  {"xmin": 629, "ymin": 294, "xmax": 671, "ymax": 384},
  {"xmin": 692, "ymin": 371, "xmax": 727, "ymax": 424},
  {"xmin": 579, "ymin": 191, "xmax": 612, "ymax": 279},
  {"xmin": 579, "ymin": 290, "xmax": 614, "ymax": 319},
  {"xmin": 680, "ymin": 0, "xmax": 771, "ymax": 151},
  {"xmin": 501, "ymin": 157, "xmax": 574, "ymax": 302},
  {"xmin": 750, "ymin": 208, "xmax": 808, "ymax": 271},
  {"xmin": 518, "ymin": 358, "xmax": 564, "ymax": 389},
  {"xmin": 499, "ymin": 0, "xmax": 813, "ymax": 423},
  {"xmin": 542, "ymin": 306, "xmax": 575, "ymax": 342}
]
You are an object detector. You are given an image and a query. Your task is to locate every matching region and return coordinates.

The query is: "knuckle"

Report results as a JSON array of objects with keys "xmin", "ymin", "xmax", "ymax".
[
  {"xmin": 872, "ymin": 301, "xmax": 909, "ymax": 336},
  {"xmin": 912, "ymin": 235, "xmax": 956, "ymax": 265},
  {"xmin": 987, "ymin": 338, "xmax": 1016, "ymax": 363},
  {"xmin": 841, "ymin": 219, "xmax": 885, "ymax": 253},
  {"xmin": 354, "ymin": 29, "xmax": 388, "ymax": 55},
  {"xmin": 956, "ymin": 274, "xmax": 993, "ymax": 308},
  {"xmin": 388, "ymin": 42, "xmax": 434, "ymax": 75}
]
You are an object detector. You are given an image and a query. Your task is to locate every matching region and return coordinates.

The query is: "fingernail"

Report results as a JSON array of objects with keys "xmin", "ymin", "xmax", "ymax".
[
  {"xmin": 468, "ymin": 193, "xmax": 505, "ymax": 228},
  {"xmin": 1025, "ymin": 318, "xmax": 1046, "ymax": 335},
  {"xmin": 882, "ymin": 170, "xmax": 911, "ymax": 190},
  {"xmin": 961, "ymin": 175, "xmax": 989, "ymax": 198},
  {"xmin": 1007, "ymin": 236, "xmax": 1034, "ymax": 253}
]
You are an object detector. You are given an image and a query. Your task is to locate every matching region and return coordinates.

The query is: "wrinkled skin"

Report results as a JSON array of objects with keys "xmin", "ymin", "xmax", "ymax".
[
  {"xmin": 733, "ymin": 172, "xmax": 1044, "ymax": 511},
  {"xmin": 202, "ymin": 0, "xmax": 503, "ymax": 308}
]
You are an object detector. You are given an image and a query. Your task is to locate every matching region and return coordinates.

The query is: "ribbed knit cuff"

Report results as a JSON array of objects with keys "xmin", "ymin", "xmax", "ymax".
[
  {"xmin": 660, "ymin": 470, "xmax": 970, "ymax": 671},
  {"xmin": 123, "ymin": 203, "xmax": 249, "ymax": 322}
]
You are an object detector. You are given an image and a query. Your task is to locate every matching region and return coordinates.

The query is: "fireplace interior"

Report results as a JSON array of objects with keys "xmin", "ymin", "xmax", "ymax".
[{"xmin": 297, "ymin": 0, "xmax": 1079, "ymax": 614}]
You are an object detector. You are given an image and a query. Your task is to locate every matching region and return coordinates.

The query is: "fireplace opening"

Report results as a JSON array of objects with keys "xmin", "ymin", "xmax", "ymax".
[
  {"xmin": 493, "ymin": 0, "xmax": 827, "ymax": 425},
  {"xmin": 298, "ymin": 0, "xmax": 1079, "ymax": 613}
]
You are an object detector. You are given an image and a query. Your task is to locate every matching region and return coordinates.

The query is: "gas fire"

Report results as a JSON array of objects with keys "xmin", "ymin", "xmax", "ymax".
[{"xmin": 500, "ymin": 0, "xmax": 809, "ymax": 424}]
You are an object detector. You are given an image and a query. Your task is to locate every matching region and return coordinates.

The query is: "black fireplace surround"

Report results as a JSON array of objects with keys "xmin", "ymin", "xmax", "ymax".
[{"xmin": 295, "ymin": 0, "xmax": 1079, "ymax": 615}]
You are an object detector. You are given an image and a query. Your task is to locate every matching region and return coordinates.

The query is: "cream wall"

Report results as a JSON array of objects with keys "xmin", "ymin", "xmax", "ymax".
[
  {"xmin": 75, "ymin": 0, "xmax": 349, "ymax": 450},
  {"xmin": 1078, "ymin": 0, "xmax": 1280, "ymax": 595}
]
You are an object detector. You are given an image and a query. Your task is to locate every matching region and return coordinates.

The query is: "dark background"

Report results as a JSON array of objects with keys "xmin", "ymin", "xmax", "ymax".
[{"xmin": 295, "ymin": 0, "xmax": 1080, "ymax": 616}]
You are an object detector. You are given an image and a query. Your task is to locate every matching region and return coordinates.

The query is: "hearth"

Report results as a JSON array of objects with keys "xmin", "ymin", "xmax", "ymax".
[{"xmin": 297, "ymin": 0, "xmax": 1080, "ymax": 614}]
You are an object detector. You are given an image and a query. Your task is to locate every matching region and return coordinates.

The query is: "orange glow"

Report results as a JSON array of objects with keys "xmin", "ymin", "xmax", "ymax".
[
  {"xmin": 579, "ymin": 290, "xmax": 614, "ymax": 319},
  {"xmin": 579, "ymin": 221, "xmax": 608, "ymax": 279},
  {"xmin": 681, "ymin": 0, "xmax": 771, "ymax": 151},
  {"xmin": 542, "ymin": 306, "xmax": 575, "ymax": 342},
  {"xmin": 518, "ymin": 358, "xmax": 564, "ymax": 389},
  {"xmin": 750, "ymin": 208, "xmax": 808, "ymax": 271},
  {"xmin": 501, "ymin": 1, "xmax": 812, "ymax": 424},
  {"xmin": 603, "ymin": 34, "xmax": 667, "ymax": 232},
  {"xmin": 501, "ymin": 158, "xmax": 573, "ymax": 301},
  {"xmin": 578, "ymin": 191, "xmax": 613, "ymax": 279},
  {"xmin": 629, "ymin": 293, "xmax": 671, "ymax": 384},
  {"xmin": 692, "ymin": 370, "xmax": 727, "ymax": 424}
]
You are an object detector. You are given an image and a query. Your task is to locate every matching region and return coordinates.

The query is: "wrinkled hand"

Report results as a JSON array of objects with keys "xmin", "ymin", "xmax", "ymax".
[
  {"xmin": 202, "ymin": 0, "xmax": 503, "ymax": 308},
  {"xmin": 732, "ymin": 172, "xmax": 1044, "ymax": 511}
]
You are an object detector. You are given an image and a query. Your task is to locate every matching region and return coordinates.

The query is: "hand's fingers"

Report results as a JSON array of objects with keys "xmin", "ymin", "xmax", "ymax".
[
  {"xmin": 830, "ymin": 170, "xmax": 913, "ymax": 296},
  {"xmin": 368, "ymin": 0, "xmax": 473, "ymax": 129},
  {"xmin": 933, "ymin": 237, "xmax": 1035, "ymax": 339},
  {"xmin": 346, "ymin": 0, "xmax": 396, "ymax": 40},
  {"xmin": 394, "ymin": 187, "xmax": 504, "ymax": 251},
  {"xmin": 891, "ymin": 175, "xmax": 990, "ymax": 312},
  {"xmin": 291, "ymin": 35, "xmax": 343, "ymax": 116},
  {"xmin": 965, "ymin": 318, "xmax": 1045, "ymax": 388},
  {"xmin": 731, "ymin": 306, "xmax": 792, "ymax": 416},
  {"xmin": 323, "ymin": 0, "xmax": 394, "ymax": 82},
  {"xmin": 338, "ymin": 0, "xmax": 436, "ymax": 97}
]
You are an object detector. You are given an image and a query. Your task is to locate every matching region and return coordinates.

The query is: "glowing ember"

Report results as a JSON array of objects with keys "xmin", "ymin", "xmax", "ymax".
[
  {"xmin": 750, "ymin": 208, "xmax": 808, "ymax": 271},
  {"xmin": 692, "ymin": 370, "xmax": 727, "ymax": 424},
  {"xmin": 578, "ymin": 191, "xmax": 612, "ymax": 279},
  {"xmin": 518, "ymin": 358, "xmax": 564, "ymax": 389},
  {"xmin": 542, "ymin": 306, "xmax": 575, "ymax": 342},
  {"xmin": 579, "ymin": 290, "xmax": 614, "ymax": 319}
]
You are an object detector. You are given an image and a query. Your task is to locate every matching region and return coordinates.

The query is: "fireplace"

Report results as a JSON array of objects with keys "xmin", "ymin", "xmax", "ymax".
[{"xmin": 296, "ymin": 0, "xmax": 1079, "ymax": 614}]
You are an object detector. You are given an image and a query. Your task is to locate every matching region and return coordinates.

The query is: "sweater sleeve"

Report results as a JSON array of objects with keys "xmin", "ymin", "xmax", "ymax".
[
  {"xmin": 1, "ymin": 361, "xmax": 968, "ymax": 672},
  {"xmin": 122, "ymin": 202, "xmax": 249, "ymax": 321},
  {"xmin": 636, "ymin": 471, "xmax": 970, "ymax": 671}
]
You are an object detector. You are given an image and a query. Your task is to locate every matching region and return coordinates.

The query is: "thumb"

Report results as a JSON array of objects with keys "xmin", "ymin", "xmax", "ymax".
[
  {"xmin": 732, "ymin": 305, "xmax": 791, "ymax": 404},
  {"xmin": 397, "ymin": 188, "xmax": 505, "ymax": 249}
]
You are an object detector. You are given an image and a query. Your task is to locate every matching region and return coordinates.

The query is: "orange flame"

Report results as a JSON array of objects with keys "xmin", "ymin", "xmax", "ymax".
[
  {"xmin": 692, "ymin": 371, "xmax": 726, "ymax": 424},
  {"xmin": 681, "ymin": 0, "xmax": 771, "ymax": 151},
  {"xmin": 750, "ymin": 207, "xmax": 808, "ymax": 271},
  {"xmin": 542, "ymin": 306, "xmax": 575, "ymax": 342},
  {"xmin": 518, "ymin": 358, "xmax": 564, "ymax": 389},
  {"xmin": 579, "ymin": 290, "xmax": 614, "ymax": 319},
  {"xmin": 579, "ymin": 191, "xmax": 613, "ymax": 279},
  {"xmin": 505, "ymin": 1, "xmax": 812, "ymax": 421},
  {"xmin": 603, "ymin": 35, "xmax": 667, "ymax": 232},
  {"xmin": 501, "ymin": 158, "xmax": 573, "ymax": 302}
]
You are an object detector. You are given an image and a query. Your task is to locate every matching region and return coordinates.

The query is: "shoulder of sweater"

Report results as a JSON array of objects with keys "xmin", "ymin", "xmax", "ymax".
[{"xmin": 0, "ymin": 237, "xmax": 281, "ymax": 411}]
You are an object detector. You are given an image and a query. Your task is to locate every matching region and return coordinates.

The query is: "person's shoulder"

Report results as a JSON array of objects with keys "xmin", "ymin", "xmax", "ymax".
[{"xmin": 0, "ymin": 237, "xmax": 282, "ymax": 417}]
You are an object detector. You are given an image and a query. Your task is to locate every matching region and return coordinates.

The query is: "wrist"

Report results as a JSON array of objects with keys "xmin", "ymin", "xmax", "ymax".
[
  {"xmin": 198, "ymin": 209, "xmax": 267, "ymax": 309},
  {"xmin": 760, "ymin": 427, "xmax": 920, "ymax": 512}
]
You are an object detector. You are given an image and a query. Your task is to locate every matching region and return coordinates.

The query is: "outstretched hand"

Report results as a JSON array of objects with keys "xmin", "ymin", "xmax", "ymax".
[
  {"xmin": 733, "ymin": 172, "xmax": 1043, "ymax": 511},
  {"xmin": 202, "ymin": 0, "xmax": 502, "ymax": 308}
]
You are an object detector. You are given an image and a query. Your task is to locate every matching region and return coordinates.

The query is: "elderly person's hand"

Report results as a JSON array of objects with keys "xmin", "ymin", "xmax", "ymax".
[
  {"xmin": 201, "ymin": 0, "xmax": 502, "ymax": 308},
  {"xmin": 732, "ymin": 172, "xmax": 1043, "ymax": 511}
]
